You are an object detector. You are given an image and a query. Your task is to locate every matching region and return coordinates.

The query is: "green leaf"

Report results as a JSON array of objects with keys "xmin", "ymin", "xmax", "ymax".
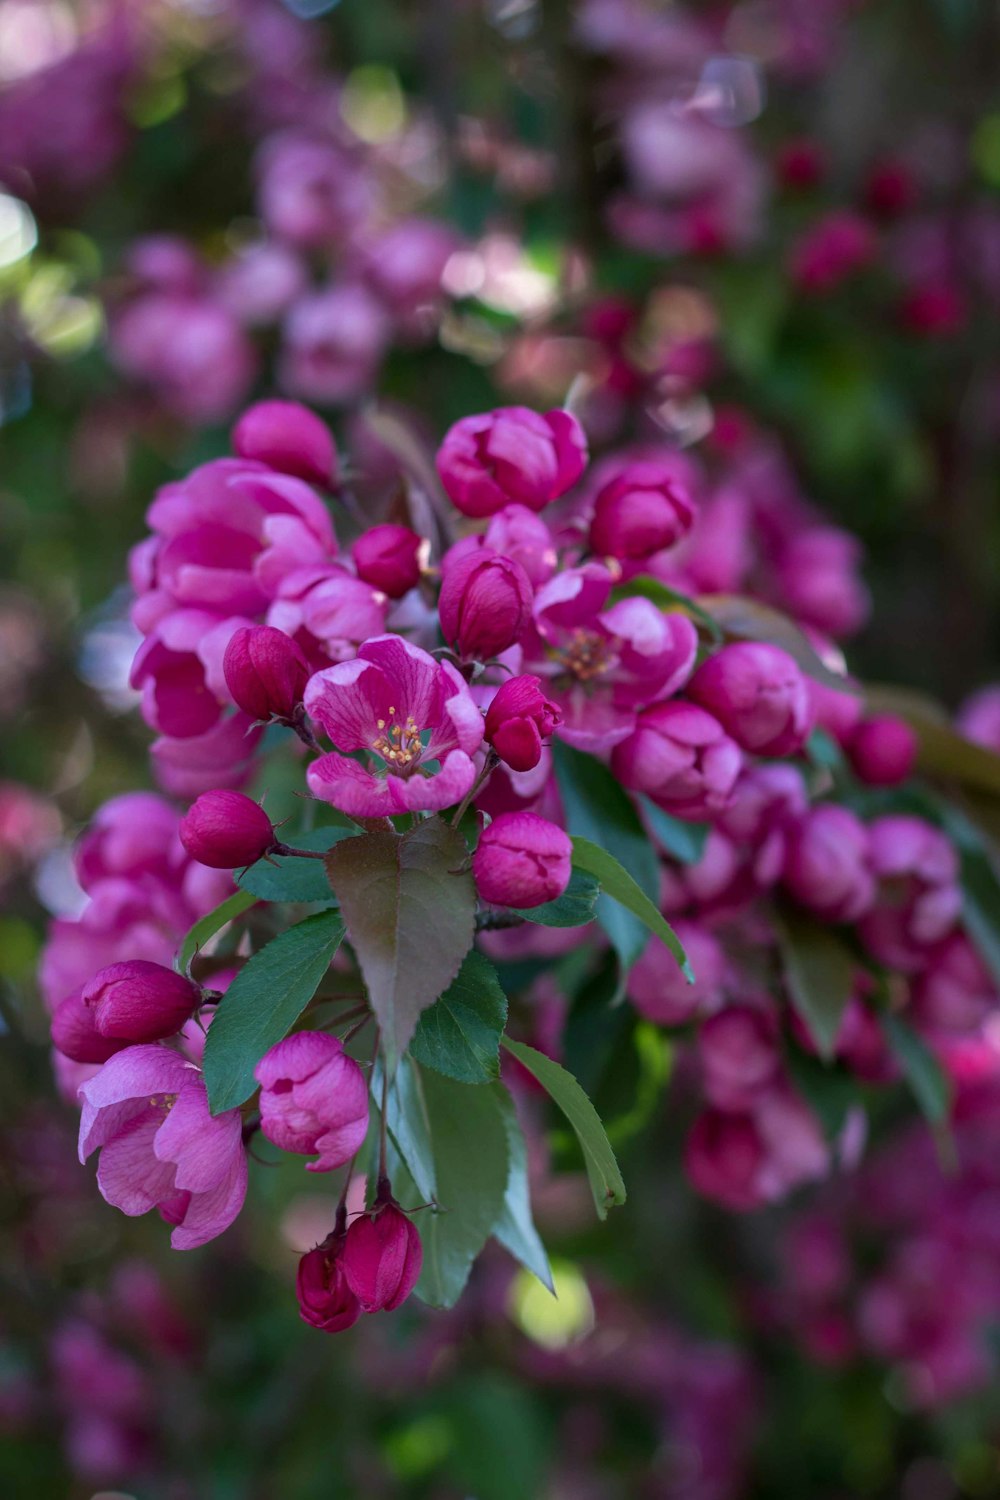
[
  {"xmin": 609, "ymin": 575, "xmax": 723, "ymax": 642},
  {"xmin": 512, "ymin": 870, "xmax": 600, "ymax": 928},
  {"xmin": 570, "ymin": 836, "xmax": 693, "ymax": 983},
  {"xmin": 775, "ymin": 909, "xmax": 855, "ymax": 1060},
  {"xmin": 697, "ymin": 594, "xmax": 861, "ymax": 694},
  {"xmin": 639, "ymin": 797, "xmax": 709, "ymax": 865},
  {"xmin": 501, "ymin": 1038, "xmax": 626, "ymax": 1220},
  {"xmin": 408, "ymin": 949, "xmax": 507, "ymax": 1084},
  {"xmin": 178, "ymin": 889, "xmax": 257, "ymax": 978},
  {"xmin": 325, "ymin": 817, "xmax": 477, "ymax": 1073},
  {"xmin": 879, "ymin": 1012, "xmax": 952, "ymax": 1124},
  {"xmin": 202, "ymin": 910, "xmax": 345, "ymax": 1114},
  {"xmin": 377, "ymin": 1055, "xmax": 437, "ymax": 1204},
  {"xmin": 491, "ymin": 1085, "xmax": 553, "ymax": 1292},
  {"xmin": 237, "ymin": 826, "xmax": 357, "ymax": 902},
  {"xmin": 552, "ymin": 740, "xmax": 660, "ymax": 977},
  {"xmin": 411, "ymin": 1068, "xmax": 510, "ymax": 1309},
  {"xmin": 786, "ymin": 1047, "xmax": 860, "ymax": 1141}
]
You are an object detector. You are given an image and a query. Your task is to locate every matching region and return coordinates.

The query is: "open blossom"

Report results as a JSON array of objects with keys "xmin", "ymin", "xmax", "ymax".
[
  {"xmin": 79, "ymin": 1047, "xmax": 247, "ymax": 1250},
  {"xmin": 255, "ymin": 1034, "xmax": 368, "ymax": 1171},
  {"xmin": 527, "ymin": 564, "xmax": 699, "ymax": 752},
  {"xmin": 304, "ymin": 635, "xmax": 484, "ymax": 815},
  {"xmin": 436, "ymin": 406, "xmax": 587, "ymax": 518},
  {"xmin": 688, "ymin": 643, "xmax": 814, "ymax": 757}
]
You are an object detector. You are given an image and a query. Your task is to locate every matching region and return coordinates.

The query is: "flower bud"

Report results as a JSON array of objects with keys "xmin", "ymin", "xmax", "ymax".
[
  {"xmin": 588, "ymin": 461, "xmax": 696, "ymax": 560},
  {"xmin": 438, "ymin": 542, "xmax": 533, "ymax": 661},
  {"xmin": 684, "ymin": 1109, "xmax": 765, "ymax": 1211},
  {"xmin": 342, "ymin": 1202, "xmax": 422, "ymax": 1313},
  {"xmin": 611, "ymin": 702, "xmax": 742, "ymax": 821},
  {"xmin": 688, "ymin": 643, "xmax": 813, "ymax": 757},
  {"xmin": 179, "ymin": 789, "xmax": 277, "ymax": 869},
  {"xmin": 783, "ymin": 805, "xmax": 874, "ymax": 922},
  {"xmin": 296, "ymin": 1243, "xmax": 361, "ymax": 1333},
  {"xmin": 484, "ymin": 675, "xmax": 561, "ymax": 773},
  {"xmin": 256, "ymin": 1032, "xmax": 369, "ymax": 1171},
  {"xmin": 232, "ymin": 400, "xmax": 337, "ymax": 487},
  {"xmin": 82, "ymin": 961, "xmax": 202, "ymax": 1043},
  {"xmin": 473, "ymin": 811, "xmax": 572, "ymax": 909},
  {"xmin": 51, "ymin": 988, "xmax": 127, "ymax": 1064},
  {"xmin": 223, "ymin": 625, "xmax": 310, "ymax": 722},
  {"xmin": 436, "ymin": 406, "xmax": 587, "ymax": 518},
  {"xmin": 352, "ymin": 524, "xmax": 422, "ymax": 598},
  {"xmin": 846, "ymin": 715, "xmax": 917, "ymax": 787}
]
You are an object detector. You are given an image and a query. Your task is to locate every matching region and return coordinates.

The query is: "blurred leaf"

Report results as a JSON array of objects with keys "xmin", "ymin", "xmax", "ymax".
[
  {"xmin": 492, "ymin": 1085, "xmax": 553, "ymax": 1292},
  {"xmin": 606, "ymin": 1023, "xmax": 673, "ymax": 1146},
  {"xmin": 325, "ymin": 818, "xmax": 476, "ymax": 1073},
  {"xmin": 203, "ymin": 911, "xmax": 345, "ymax": 1114},
  {"xmin": 786, "ymin": 1047, "xmax": 860, "ymax": 1141},
  {"xmin": 501, "ymin": 1038, "xmax": 626, "ymax": 1219},
  {"xmin": 513, "ymin": 869, "xmax": 600, "ymax": 927},
  {"xmin": 879, "ymin": 1012, "xmax": 952, "ymax": 1124},
  {"xmin": 698, "ymin": 594, "xmax": 860, "ymax": 694},
  {"xmin": 776, "ymin": 909, "xmax": 855, "ymax": 1059},
  {"xmin": 408, "ymin": 949, "xmax": 507, "ymax": 1084},
  {"xmin": 865, "ymin": 684, "xmax": 1000, "ymax": 799},
  {"xmin": 639, "ymin": 797, "xmax": 709, "ymax": 864},
  {"xmin": 178, "ymin": 889, "xmax": 257, "ymax": 978},
  {"xmin": 238, "ymin": 826, "xmax": 356, "ymax": 902},
  {"xmin": 570, "ymin": 835, "xmax": 693, "ymax": 982},
  {"xmin": 443, "ymin": 1373, "xmax": 550, "ymax": 1500}
]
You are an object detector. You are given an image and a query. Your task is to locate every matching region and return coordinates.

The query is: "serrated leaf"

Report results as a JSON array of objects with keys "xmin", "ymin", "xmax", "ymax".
[
  {"xmin": 411, "ymin": 1068, "xmax": 509, "ymax": 1309},
  {"xmin": 202, "ymin": 910, "xmax": 345, "ymax": 1114},
  {"xmin": 776, "ymin": 909, "xmax": 855, "ymax": 1060},
  {"xmin": 501, "ymin": 1037, "xmax": 626, "ymax": 1220},
  {"xmin": 639, "ymin": 797, "xmax": 709, "ymax": 864},
  {"xmin": 513, "ymin": 870, "xmax": 600, "ymax": 928},
  {"xmin": 408, "ymin": 949, "xmax": 507, "ymax": 1083},
  {"xmin": 879, "ymin": 1012, "xmax": 952, "ymax": 1124},
  {"xmin": 325, "ymin": 817, "xmax": 476, "ymax": 1073},
  {"xmin": 570, "ymin": 836, "xmax": 693, "ymax": 982},
  {"xmin": 238, "ymin": 826, "xmax": 357, "ymax": 902},
  {"xmin": 552, "ymin": 741, "xmax": 660, "ymax": 978},
  {"xmin": 491, "ymin": 1085, "xmax": 553, "ymax": 1292},
  {"xmin": 178, "ymin": 889, "xmax": 257, "ymax": 977},
  {"xmin": 698, "ymin": 594, "xmax": 859, "ymax": 694}
]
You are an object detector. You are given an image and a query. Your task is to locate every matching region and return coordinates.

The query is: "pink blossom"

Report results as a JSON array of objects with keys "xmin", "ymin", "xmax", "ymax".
[
  {"xmin": 151, "ymin": 713, "xmax": 263, "ymax": 799},
  {"xmin": 612, "ymin": 701, "xmax": 742, "ymax": 820},
  {"xmin": 297, "ymin": 1242, "xmax": 361, "ymax": 1332},
  {"xmin": 179, "ymin": 790, "xmax": 277, "ymax": 870},
  {"xmin": 436, "ymin": 406, "xmax": 587, "ymax": 518},
  {"xmin": 352, "ymin": 525, "xmax": 422, "ymax": 599},
  {"xmin": 847, "ymin": 715, "xmax": 918, "ymax": 787},
  {"xmin": 78, "ymin": 1047, "xmax": 247, "ymax": 1250},
  {"xmin": 627, "ymin": 920, "xmax": 726, "ymax": 1026},
  {"xmin": 588, "ymin": 458, "xmax": 697, "ymax": 561},
  {"xmin": 232, "ymin": 400, "xmax": 337, "ymax": 488},
  {"xmin": 958, "ymin": 686, "xmax": 1000, "ymax": 752},
  {"xmin": 256, "ymin": 1033, "xmax": 369, "ymax": 1171},
  {"xmin": 484, "ymin": 505, "xmax": 558, "ymax": 586},
  {"xmin": 473, "ymin": 812, "xmax": 572, "ymax": 909},
  {"xmin": 279, "ymin": 284, "xmax": 389, "ymax": 406},
  {"xmin": 688, "ymin": 642, "xmax": 814, "ymax": 757},
  {"xmin": 82, "ymin": 961, "xmax": 201, "ymax": 1044},
  {"xmin": 484, "ymin": 675, "xmax": 561, "ymax": 773},
  {"xmin": 342, "ymin": 1201, "xmax": 423, "ymax": 1312},
  {"xmin": 789, "ymin": 211, "xmax": 877, "ymax": 294},
  {"xmin": 438, "ymin": 540, "xmax": 534, "ymax": 661},
  {"xmin": 111, "ymin": 293, "xmax": 256, "ymax": 425},
  {"xmin": 783, "ymin": 805, "xmax": 875, "ymax": 923},
  {"xmin": 304, "ymin": 635, "xmax": 484, "ymax": 815},
  {"xmin": 223, "ymin": 624, "xmax": 310, "ymax": 722}
]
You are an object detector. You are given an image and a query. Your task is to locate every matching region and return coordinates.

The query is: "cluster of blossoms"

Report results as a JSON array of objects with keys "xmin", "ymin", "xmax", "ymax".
[{"xmin": 41, "ymin": 391, "xmax": 1000, "ymax": 1330}]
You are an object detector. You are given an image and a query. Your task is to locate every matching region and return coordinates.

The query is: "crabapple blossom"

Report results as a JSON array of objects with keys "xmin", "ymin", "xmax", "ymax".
[
  {"xmin": 588, "ymin": 458, "xmax": 697, "ymax": 561},
  {"xmin": 231, "ymin": 400, "xmax": 337, "ymax": 487},
  {"xmin": 255, "ymin": 1034, "xmax": 369, "ymax": 1172},
  {"xmin": 484, "ymin": 675, "xmax": 561, "ymax": 773},
  {"xmin": 783, "ymin": 805, "xmax": 875, "ymax": 923},
  {"xmin": 342, "ymin": 1199, "xmax": 423, "ymax": 1313},
  {"xmin": 612, "ymin": 701, "xmax": 742, "ymax": 820},
  {"xmin": 688, "ymin": 643, "xmax": 813, "ymax": 757},
  {"xmin": 296, "ymin": 1243, "xmax": 361, "ymax": 1333},
  {"xmin": 223, "ymin": 625, "xmax": 310, "ymax": 722},
  {"xmin": 472, "ymin": 812, "xmax": 573, "ymax": 909},
  {"xmin": 846, "ymin": 715, "xmax": 918, "ymax": 786},
  {"xmin": 352, "ymin": 525, "xmax": 422, "ymax": 598},
  {"xmin": 179, "ymin": 790, "xmax": 277, "ymax": 869},
  {"xmin": 438, "ymin": 541, "xmax": 534, "ymax": 661},
  {"xmin": 436, "ymin": 406, "xmax": 587, "ymax": 518},
  {"xmin": 82, "ymin": 961, "xmax": 201, "ymax": 1044}
]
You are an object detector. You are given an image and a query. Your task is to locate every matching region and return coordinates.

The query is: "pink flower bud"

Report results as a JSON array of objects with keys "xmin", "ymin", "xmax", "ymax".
[
  {"xmin": 684, "ymin": 1110, "xmax": 765, "ymax": 1211},
  {"xmin": 846, "ymin": 715, "xmax": 917, "ymax": 787},
  {"xmin": 51, "ymin": 988, "xmax": 127, "ymax": 1064},
  {"xmin": 231, "ymin": 400, "xmax": 337, "ymax": 487},
  {"xmin": 438, "ymin": 542, "xmax": 533, "ymax": 660},
  {"xmin": 588, "ymin": 461, "xmax": 697, "ymax": 560},
  {"xmin": 223, "ymin": 626, "xmax": 310, "ymax": 722},
  {"xmin": 688, "ymin": 643, "xmax": 814, "ymax": 757},
  {"xmin": 611, "ymin": 701, "xmax": 742, "ymax": 821},
  {"xmin": 627, "ymin": 920, "xmax": 725, "ymax": 1026},
  {"xmin": 484, "ymin": 675, "xmax": 561, "ymax": 773},
  {"xmin": 484, "ymin": 505, "xmax": 557, "ymax": 585},
  {"xmin": 436, "ymin": 406, "xmax": 587, "ymax": 518},
  {"xmin": 352, "ymin": 524, "xmax": 422, "ymax": 598},
  {"xmin": 342, "ymin": 1202, "xmax": 422, "ymax": 1313},
  {"xmin": 473, "ymin": 811, "xmax": 572, "ymax": 909},
  {"xmin": 255, "ymin": 1032, "xmax": 369, "ymax": 1171},
  {"xmin": 179, "ymin": 790, "xmax": 277, "ymax": 869},
  {"xmin": 82, "ymin": 961, "xmax": 202, "ymax": 1044},
  {"xmin": 296, "ymin": 1243, "xmax": 361, "ymax": 1333},
  {"xmin": 699, "ymin": 1006, "xmax": 780, "ymax": 1109},
  {"xmin": 783, "ymin": 805, "xmax": 875, "ymax": 922}
]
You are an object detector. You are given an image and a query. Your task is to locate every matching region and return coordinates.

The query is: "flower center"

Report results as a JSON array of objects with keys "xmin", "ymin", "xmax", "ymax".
[
  {"xmin": 557, "ymin": 629, "xmax": 617, "ymax": 683},
  {"xmin": 372, "ymin": 707, "xmax": 423, "ymax": 774},
  {"xmin": 149, "ymin": 1093, "xmax": 177, "ymax": 1113}
]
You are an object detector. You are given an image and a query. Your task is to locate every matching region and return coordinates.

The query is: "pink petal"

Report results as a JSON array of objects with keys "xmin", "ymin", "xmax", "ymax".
[
  {"xmin": 153, "ymin": 1080, "xmax": 245, "ymax": 1194},
  {"xmin": 79, "ymin": 1046, "xmax": 197, "ymax": 1160},
  {"xmin": 96, "ymin": 1113, "xmax": 178, "ymax": 1215},
  {"xmin": 169, "ymin": 1150, "xmax": 248, "ymax": 1250},
  {"xmin": 304, "ymin": 660, "xmax": 388, "ymax": 750}
]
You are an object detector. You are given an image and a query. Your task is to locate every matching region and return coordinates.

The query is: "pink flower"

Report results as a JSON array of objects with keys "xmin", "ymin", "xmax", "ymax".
[
  {"xmin": 223, "ymin": 625, "xmax": 310, "ymax": 722},
  {"xmin": 268, "ymin": 565, "xmax": 389, "ymax": 661},
  {"xmin": 52, "ymin": 989, "xmax": 127, "ymax": 1066},
  {"xmin": 232, "ymin": 401, "xmax": 337, "ymax": 488},
  {"xmin": 151, "ymin": 713, "xmax": 263, "ymax": 799},
  {"xmin": 846, "ymin": 715, "xmax": 918, "ymax": 787},
  {"xmin": 82, "ymin": 961, "xmax": 201, "ymax": 1044},
  {"xmin": 180, "ymin": 790, "xmax": 277, "ymax": 869},
  {"xmin": 588, "ymin": 459, "xmax": 697, "ymax": 561},
  {"xmin": 304, "ymin": 635, "xmax": 484, "ymax": 815},
  {"xmin": 436, "ymin": 406, "xmax": 587, "ymax": 518},
  {"xmin": 473, "ymin": 812, "xmax": 572, "ymax": 909},
  {"xmin": 111, "ymin": 294, "xmax": 256, "ymax": 425},
  {"xmin": 688, "ymin": 642, "xmax": 814, "ymax": 757},
  {"xmin": 783, "ymin": 805, "xmax": 875, "ymax": 922},
  {"xmin": 256, "ymin": 134, "xmax": 372, "ymax": 250},
  {"xmin": 773, "ymin": 527, "xmax": 870, "ymax": 640},
  {"xmin": 255, "ymin": 1033, "xmax": 369, "ymax": 1171},
  {"xmin": 364, "ymin": 217, "xmax": 459, "ymax": 332},
  {"xmin": 958, "ymin": 686, "xmax": 1000, "ymax": 751},
  {"xmin": 342, "ymin": 1201, "xmax": 423, "ymax": 1313},
  {"xmin": 438, "ymin": 541, "xmax": 534, "ymax": 660},
  {"xmin": 352, "ymin": 525, "xmax": 422, "ymax": 599},
  {"xmin": 297, "ymin": 1242, "xmax": 361, "ymax": 1333},
  {"xmin": 484, "ymin": 675, "xmax": 561, "ymax": 773},
  {"xmin": 78, "ymin": 1046, "xmax": 247, "ymax": 1250},
  {"xmin": 699, "ymin": 1006, "xmax": 781, "ymax": 1110},
  {"xmin": 74, "ymin": 793, "xmax": 183, "ymax": 888},
  {"xmin": 913, "ymin": 935, "xmax": 998, "ymax": 1034},
  {"xmin": 627, "ymin": 920, "xmax": 726, "ymax": 1026},
  {"xmin": 528, "ymin": 565, "xmax": 699, "ymax": 753},
  {"xmin": 789, "ymin": 211, "xmax": 877, "ymax": 294},
  {"xmin": 279, "ymin": 284, "xmax": 389, "ymax": 406},
  {"xmin": 484, "ymin": 505, "xmax": 558, "ymax": 586},
  {"xmin": 612, "ymin": 701, "xmax": 742, "ymax": 820}
]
